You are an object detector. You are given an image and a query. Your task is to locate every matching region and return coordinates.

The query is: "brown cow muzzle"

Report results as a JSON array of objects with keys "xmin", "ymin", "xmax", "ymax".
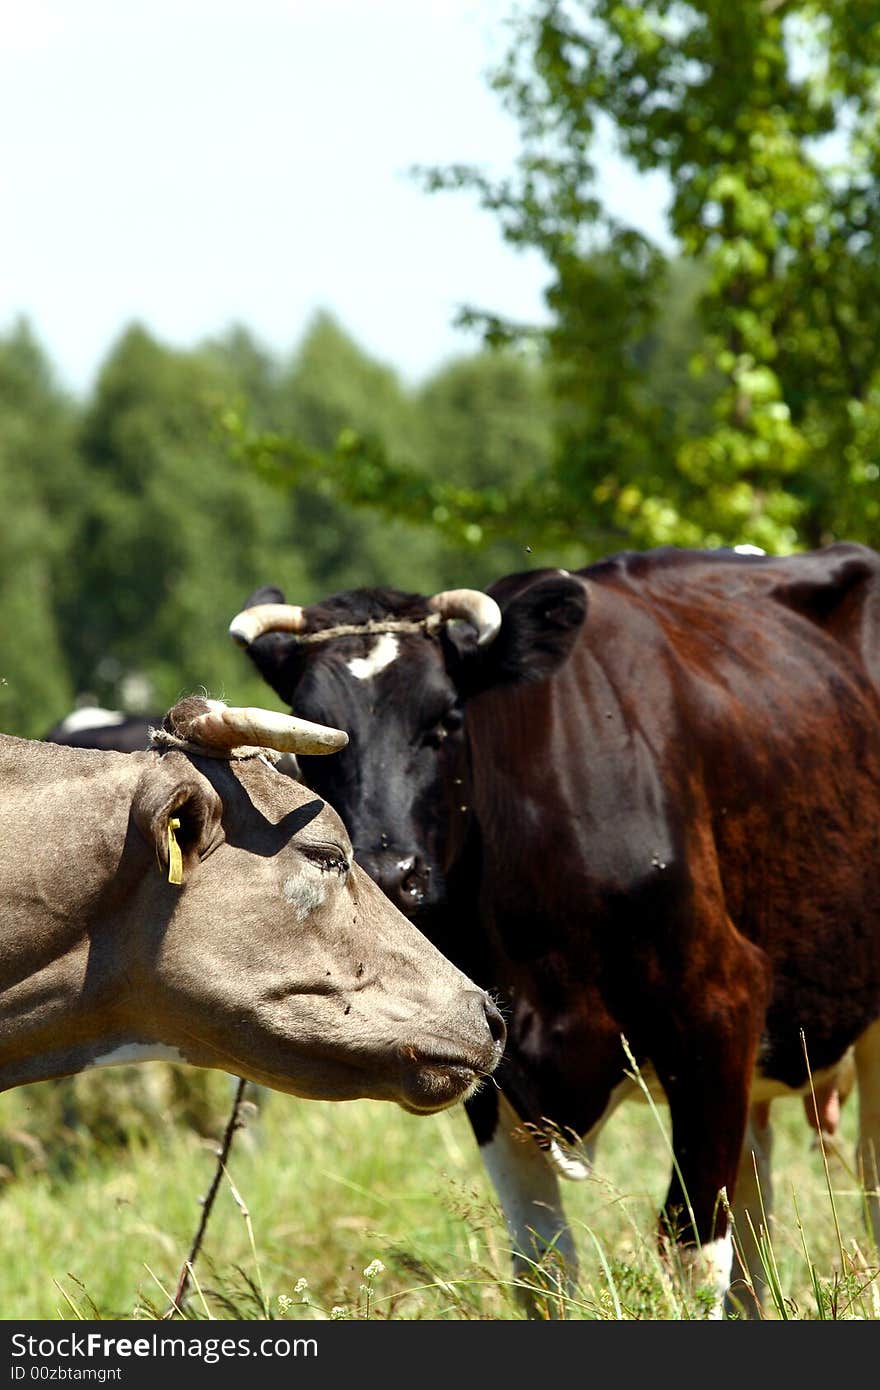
[{"xmin": 397, "ymin": 989, "xmax": 506, "ymax": 1114}]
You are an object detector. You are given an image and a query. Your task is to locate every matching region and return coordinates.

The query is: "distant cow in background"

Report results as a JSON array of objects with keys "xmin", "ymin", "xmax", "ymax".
[
  {"xmin": 44, "ymin": 705, "xmax": 157, "ymax": 752},
  {"xmin": 229, "ymin": 543, "xmax": 880, "ymax": 1317},
  {"xmin": 3, "ymin": 694, "xmax": 504, "ymax": 1112}
]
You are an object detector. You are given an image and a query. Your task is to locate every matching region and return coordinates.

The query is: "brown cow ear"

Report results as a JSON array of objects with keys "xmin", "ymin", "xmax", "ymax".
[{"xmin": 132, "ymin": 754, "xmax": 224, "ymax": 883}]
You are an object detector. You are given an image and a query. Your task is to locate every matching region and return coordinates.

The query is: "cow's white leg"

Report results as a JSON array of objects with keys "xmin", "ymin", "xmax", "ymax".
[
  {"xmin": 479, "ymin": 1092, "xmax": 577, "ymax": 1316},
  {"xmin": 725, "ymin": 1103, "xmax": 773, "ymax": 1318},
  {"xmin": 677, "ymin": 1232, "xmax": 733, "ymax": 1320},
  {"xmin": 854, "ymin": 1017, "xmax": 880, "ymax": 1254},
  {"xmin": 88, "ymin": 1042, "xmax": 188, "ymax": 1069}
]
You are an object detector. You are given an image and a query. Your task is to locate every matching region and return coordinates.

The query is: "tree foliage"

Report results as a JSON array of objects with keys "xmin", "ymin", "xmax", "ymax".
[
  {"xmin": 410, "ymin": 0, "xmax": 880, "ymax": 553},
  {"xmin": 0, "ymin": 323, "xmax": 78, "ymax": 735},
  {"xmin": 0, "ymin": 314, "xmax": 557, "ymax": 736},
  {"xmin": 243, "ymin": 4, "xmax": 880, "ymax": 557}
]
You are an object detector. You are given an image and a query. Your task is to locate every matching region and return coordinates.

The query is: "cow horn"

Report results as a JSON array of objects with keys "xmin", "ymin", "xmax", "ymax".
[
  {"xmin": 228, "ymin": 604, "xmax": 307, "ymax": 647},
  {"xmin": 427, "ymin": 589, "xmax": 502, "ymax": 647},
  {"xmin": 175, "ymin": 700, "xmax": 348, "ymax": 755}
]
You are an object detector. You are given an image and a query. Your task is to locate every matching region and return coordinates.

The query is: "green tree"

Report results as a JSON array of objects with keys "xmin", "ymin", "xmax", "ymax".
[
  {"xmin": 202, "ymin": 323, "xmax": 283, "ymax": 430},
  {"xmin": 262, "ymin": 312, "xmax": 547, "ymax": 594},
  {"xmin": 413, "ymin": 0, "xmax": 880, "ymax": 553},
  {"xmin": 235, "ymin": 316, "xmax": 564, "ymax": 580},
  {"xmin": 418, "ymin": 349, "xmax": 551, "ymax": 490},
  {"xmin": 278, "ymin": 311, "xmax": 421, "ymax": 457},
  {"xmin": 69, "ymin": 324, "xmax": 309, "ymax": 711},
  {"xmin": 271, "ymin": 312, "xmax": 452, "ymax": 595},
  {"xmin": 416, "ymin": 347, "xmax": 560, "ymax": 573},
  {"xmin": 0, "ymin": 321, "xmax": 78, "ymax": 736}
]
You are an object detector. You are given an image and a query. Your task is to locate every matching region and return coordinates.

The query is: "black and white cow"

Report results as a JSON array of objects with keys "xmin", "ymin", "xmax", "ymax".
[{"xmin": 44, "ymin": 706, "xmax": 157, "ymax": 752}]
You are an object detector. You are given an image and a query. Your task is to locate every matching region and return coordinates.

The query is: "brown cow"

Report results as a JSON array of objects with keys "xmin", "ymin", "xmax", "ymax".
[{"xmin": 0, "ymin": 696, "xmax": 504, "ymax": 1113}]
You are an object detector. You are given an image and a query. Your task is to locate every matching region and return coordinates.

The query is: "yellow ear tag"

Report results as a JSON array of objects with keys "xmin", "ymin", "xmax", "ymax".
[{"xmin": 167, "ymin": 816, "xmax": 183, "ymax": 886}]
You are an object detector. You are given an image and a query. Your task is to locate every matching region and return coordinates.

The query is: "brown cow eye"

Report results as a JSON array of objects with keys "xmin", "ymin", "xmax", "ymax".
[{"xmin": 302, "ymin": 845, "xmax": 350, "ymax": 877}]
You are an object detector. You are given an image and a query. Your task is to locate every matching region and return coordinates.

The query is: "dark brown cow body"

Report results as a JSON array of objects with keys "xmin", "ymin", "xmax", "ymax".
[{"xmin": 230, "ymin": 544, "xmax": 880, "ymax": 1315}]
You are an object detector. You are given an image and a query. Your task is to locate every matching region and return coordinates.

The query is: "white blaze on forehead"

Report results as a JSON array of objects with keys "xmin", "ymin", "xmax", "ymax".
[
  {"xmin": 346, "ymin": 633, "xmax": 399, "ymax": 681},
  {"xmin": 89, "ymin": 1043, "xmax": 187, "ymax": 1069}
]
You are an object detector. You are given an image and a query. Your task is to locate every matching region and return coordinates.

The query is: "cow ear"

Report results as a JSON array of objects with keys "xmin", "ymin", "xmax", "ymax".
[
  {"xmin": 232, "ymin": 585, "xmax": 303, "ymax": 706},
  {"xmin": 242, "ymin": 629, "xmax": 304, "ymax": 706},
  {"xmin": 132, "ymin": 754, "xmax": 224, "ymax": 884},
  {"xmin": 241, "ymin": 584, "xmax": 285, "ymax": 608},
  {"xmin": 452, "ymin": 573, "xmax": 588, "ymax": 695}
]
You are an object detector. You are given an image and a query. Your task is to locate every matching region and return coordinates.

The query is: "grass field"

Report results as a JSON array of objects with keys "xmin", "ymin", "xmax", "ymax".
[{"xmin": 0, "ymin": 1063, "xmax": 876, "ymax": 1321}]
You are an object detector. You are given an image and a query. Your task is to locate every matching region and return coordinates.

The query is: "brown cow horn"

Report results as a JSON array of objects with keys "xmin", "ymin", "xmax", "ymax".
[
  {"xmin": 183, "ymin": 701, "xmax": 348, "ymax": 755},
  {"xmin": 228, "ymin": 604, "xmax": 307, "ymax": 647},
  {"xmin": 427, "ymin": 589, "xmax": 502, "ymax": 647}
]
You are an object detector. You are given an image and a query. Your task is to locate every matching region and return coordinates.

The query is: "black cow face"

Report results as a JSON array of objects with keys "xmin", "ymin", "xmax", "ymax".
[
  {"xmin": 293, "ymin": 633, "xmax": 466, "ymax": 915},
  {"xmin": 236, "ymin": 572, "xmax": 588, "ymax": 922}
]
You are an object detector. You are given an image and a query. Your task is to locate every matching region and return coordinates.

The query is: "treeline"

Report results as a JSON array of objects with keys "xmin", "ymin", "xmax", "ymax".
[{"xmin": 0, "ymin": 312, "xmax": 555, "ymax": 739}]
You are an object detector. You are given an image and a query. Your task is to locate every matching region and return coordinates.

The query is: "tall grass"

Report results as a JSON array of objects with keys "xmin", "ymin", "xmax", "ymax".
[{"xmin": 0, "ymin": 1065, "xmax": 876, "ymax": 1320}]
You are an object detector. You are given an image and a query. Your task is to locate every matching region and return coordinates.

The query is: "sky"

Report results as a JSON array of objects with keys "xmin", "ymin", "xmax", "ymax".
[{"xmin": 0, "ymin": 0, "xmax": 670, "ymax": 397}]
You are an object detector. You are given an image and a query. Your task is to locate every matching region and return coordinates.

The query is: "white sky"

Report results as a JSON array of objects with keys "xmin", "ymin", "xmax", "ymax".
[{"xmin": 0, "ymin": 0, "xmax": 670, "ymax": 397}]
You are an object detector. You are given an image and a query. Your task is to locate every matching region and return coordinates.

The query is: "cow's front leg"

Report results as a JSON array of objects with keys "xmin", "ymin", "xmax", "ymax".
[
  {"xmin": 653, "ymin": 1071, "xmax": 752, "ymax": 1316},
  {"xmin": 727, "ymin": 1102, "xmax": 774, "ymax": 1318},
  {"xmin": 854, "ymin": 1016, "xmax": 880, "ymax": 1253},
  {"xmin": 465, "ymin": 1088, "xmax": 577, "ymax": 1317},
  {"xmin": 648, "ymin": 953, "xmax": 767, "ymax": 1318}
]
